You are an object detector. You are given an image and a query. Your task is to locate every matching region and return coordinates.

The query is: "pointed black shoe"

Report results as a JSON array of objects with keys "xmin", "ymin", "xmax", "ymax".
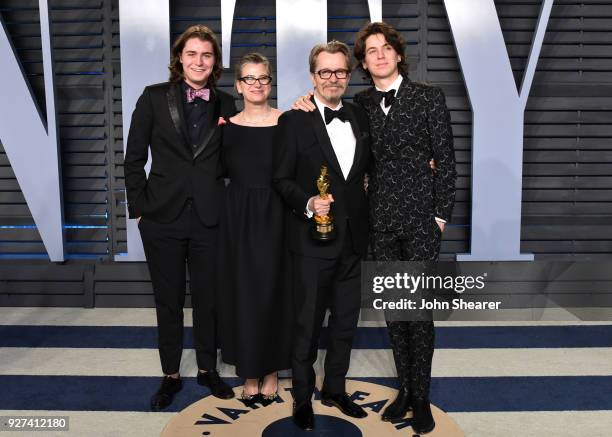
[
  {"xmin": 260, "ymin": 392, "xmax": 279, "ymax": 407},
  {"xmin": 293, "ymin": 401, "xmax": 314, "ymax": 430},
  {"xmin": 321, "ymin": 392, "xmax": 367, "ymax": 418},
  {"xmin": 381, "ymin": 387, "xmax": 411, "ymax": 421},
  {"xmin": 411, "ymin": 398, "xmax": 435, "ymax": 434},
  {"xmin": 150, "ymin": 376, "xmax": 182, "ymax": 411},
  {"xmin": 197, "ymin": 369, "xmax": 235, "ymax": 399},
  {"xmin": 238, "ymin": 390, "xmax": 261, "ymax": 408},
  {"xmin": 260, "ymin": 373, "xmax": 279, "ymax": 406}
]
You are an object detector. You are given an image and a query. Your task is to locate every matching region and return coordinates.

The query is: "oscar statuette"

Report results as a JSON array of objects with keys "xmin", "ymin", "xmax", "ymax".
[{"xmin": 311, "ymin": 165, "xmax": 337, "ymax": 241}]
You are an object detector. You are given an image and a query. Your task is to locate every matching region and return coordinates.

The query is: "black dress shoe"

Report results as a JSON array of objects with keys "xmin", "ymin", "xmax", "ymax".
[
  {"xmin": 411, "ymin": 398, "xmax": 435, "ymax": 434},
  {"xmin": 150, "ymin": 376, "xmax": 182, "ymax": 411},
  {"xmin": 321, "ymin": 391, "xmax": 367, "ymax": 418},
  {"xmin": 293, "ymin": 401, "xmax": 314, "ymax": 430},
  {"xmin": 382, "ymin": 387, "xmax": 411, "ymax": 421},
  {"xmin": 197, "ymin": 369, "xmax": 235, "ymax": 399}
]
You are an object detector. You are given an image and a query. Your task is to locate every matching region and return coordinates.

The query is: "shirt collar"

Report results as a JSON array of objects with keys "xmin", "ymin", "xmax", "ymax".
[
  {"xmin": 374, "ymin": 73, "xmax": 403, "ymax": 95},
  {"xmin": 314, "ymin": 95, "xmax": 343, "ymax": 121}
]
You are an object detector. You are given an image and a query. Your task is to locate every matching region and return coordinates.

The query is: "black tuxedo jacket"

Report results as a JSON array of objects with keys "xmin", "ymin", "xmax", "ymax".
[
  {"xmin": 273, "ymin": 100, "xmax": 371, "ymax": 259},
  {"xmin": 124, "ymin": 81, "xmax": 236, "ymax": 225},
  {"xmin": 354, "ymin": 77, "xmax": 457, "ymax": 233}
]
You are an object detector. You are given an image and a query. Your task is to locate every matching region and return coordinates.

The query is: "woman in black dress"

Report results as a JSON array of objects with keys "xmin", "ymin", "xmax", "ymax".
[{"xmin": 218, "ymin": 53, "xmax": 292, "ymax": 404}]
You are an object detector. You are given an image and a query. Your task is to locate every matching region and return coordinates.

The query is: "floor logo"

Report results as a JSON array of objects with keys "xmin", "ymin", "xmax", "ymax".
[{"xmin": 161, "ymin": 379, "xmax": 464, "ymax": 436}]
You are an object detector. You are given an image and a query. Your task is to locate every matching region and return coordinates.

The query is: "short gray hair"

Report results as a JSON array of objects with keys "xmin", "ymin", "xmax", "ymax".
[{"xmin": 308, "ymin": 40, "xmax": 351, "ymax": 73}]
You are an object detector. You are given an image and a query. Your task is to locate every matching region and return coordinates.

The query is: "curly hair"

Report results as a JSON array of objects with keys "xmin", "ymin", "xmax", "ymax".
[
  {"xmin": 168, "ymin": 25, "xmax": 223, "ymax": 87},
  {"xmin": 353, "ymin": 22, "xmax": 408, "ymax": 81}
]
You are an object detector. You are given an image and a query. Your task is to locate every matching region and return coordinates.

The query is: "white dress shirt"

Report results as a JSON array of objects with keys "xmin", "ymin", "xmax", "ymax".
[
  {"xmin": 314, "ymin": 95, "xmax": 356, "ymax": 179},
  {"xmin": 375, "ymin": 73, "xmax": 403, "ymax": 115},
  {"xmin": 305, "ymin": 96, "xmax": 357, "ymax": 217}
]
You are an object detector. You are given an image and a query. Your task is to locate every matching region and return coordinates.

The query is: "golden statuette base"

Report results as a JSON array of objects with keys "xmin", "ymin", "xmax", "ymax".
[{"xmin": 311, "ymin": 220, "xmax": 337, "ymax": 241}]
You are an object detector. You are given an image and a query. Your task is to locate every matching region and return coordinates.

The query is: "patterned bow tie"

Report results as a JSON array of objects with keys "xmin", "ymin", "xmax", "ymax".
[
  {"xmin": 372, "ymin": 89, "xmax": 396, "ymax": 108},
  {"xmin": 324, "ymin": 106, "xmax": 349, "ymax": 125},
  {"xmin": 186, "ymin": 87, "xmax": 210, "ymax": 103}
]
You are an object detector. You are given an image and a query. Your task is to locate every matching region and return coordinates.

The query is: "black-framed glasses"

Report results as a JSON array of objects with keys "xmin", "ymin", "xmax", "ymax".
[
  {"xmin": 238, "ymin": 75, "xmax": 273, "ymax": 85},
  {"xmin": 315, "ymin": 69, "xmax": 350, "ymax": 80}
]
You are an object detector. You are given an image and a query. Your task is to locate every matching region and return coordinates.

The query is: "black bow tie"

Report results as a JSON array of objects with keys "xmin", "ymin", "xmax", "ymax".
[
  {"xmin": 372, "ymin": 89, "xmax": 396, "ymax": 108},
  {"xmin": 324, "ymin": 106, "xmax": 349, "ymax": 125}
]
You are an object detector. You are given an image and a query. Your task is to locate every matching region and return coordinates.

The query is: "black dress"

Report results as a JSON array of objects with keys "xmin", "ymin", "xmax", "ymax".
[{"xmin": 218, "ymin": 121, "xmax": 292, "ymax": 378}]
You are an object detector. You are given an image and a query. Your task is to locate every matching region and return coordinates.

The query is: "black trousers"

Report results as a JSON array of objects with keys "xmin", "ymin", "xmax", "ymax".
[
  {"xmin": 371, "ymin": 224, "xmax": 441, "ymax": 401},
  {"xmin": 291, "ymin": 229, "xmax": 362, "ymax": 406},
  {"xmin": 139, "ymin": 201, "xmax": 218, "ymax": 374}
]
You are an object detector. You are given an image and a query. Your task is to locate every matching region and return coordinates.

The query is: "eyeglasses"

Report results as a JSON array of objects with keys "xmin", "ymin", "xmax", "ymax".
[
  {"xmin": 238, "ymin": 75, "xmax": 273, "ymax": 85},
  {"xmin": 314, "ymin": 69, "xmax": 350, "ymax": 80}
]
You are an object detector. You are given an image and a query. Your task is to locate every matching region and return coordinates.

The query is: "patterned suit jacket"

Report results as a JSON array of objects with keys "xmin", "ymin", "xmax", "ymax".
[{"xmin": 354, "ymin": 76, "xmax": 457, "ymax": 235}]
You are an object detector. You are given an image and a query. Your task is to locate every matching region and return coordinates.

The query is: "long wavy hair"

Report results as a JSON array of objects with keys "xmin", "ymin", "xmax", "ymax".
[{"xmin": 168, "ymin": 25, "xmax": 223, "ymax": 87}]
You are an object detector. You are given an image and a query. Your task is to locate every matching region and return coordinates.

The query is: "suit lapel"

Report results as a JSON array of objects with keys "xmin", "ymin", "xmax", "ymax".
[
  {"xmin": 310, "ymin": 100, "xmax": 344, "ymax": 180},
  {"xmin": 379, "ymin": 76, "xmax": 412, "ymax": 143},
  {"xmin": 365, "ymin": 87, "xmax": 386, "ymax": 138},
  {"xmin": 166, "ymin": 83, "xmax": 190, "ymax": 148},
  {"xmin": 343, "ymin": 103, "xmax": 364, "ymax": 183},
  {"xmin": 368, "ymin": 87, "xmax": 388, "ymax": 121},
  {"xmin": 193, "ymin": 88, "xmax": 220, "ymax": 159},
  {"xmin": 383, "ymin": 76, "xmax": 411, "ymax": 133}
]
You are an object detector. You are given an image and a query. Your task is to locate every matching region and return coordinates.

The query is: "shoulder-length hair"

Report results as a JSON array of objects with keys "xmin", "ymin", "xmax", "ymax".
[
  {"xmin": 168, "ymin": 25, "xmax": 223, "ymax": 87},
  {"xmin": 353, "ymin": 22, "xmax": 408, "ymax": 81}
]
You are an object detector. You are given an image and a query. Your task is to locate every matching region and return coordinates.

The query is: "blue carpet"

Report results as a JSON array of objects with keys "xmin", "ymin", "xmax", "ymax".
[
  {"xmin": 2, "ymin": 325, "xmax": 612, "ymax": 349},
  {"xmin": 3, "ymin": 375, "xmax": 612, "ymax": 412}
]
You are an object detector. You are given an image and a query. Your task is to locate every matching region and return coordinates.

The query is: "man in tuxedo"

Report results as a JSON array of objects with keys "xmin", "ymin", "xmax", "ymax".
[
  {"xmin": 124, "ymin": 25, "xmax": 236, "ymax": 411},
  {"xmin": 273, "ymin": 40, "xmax": 371, "ymax": 431}
]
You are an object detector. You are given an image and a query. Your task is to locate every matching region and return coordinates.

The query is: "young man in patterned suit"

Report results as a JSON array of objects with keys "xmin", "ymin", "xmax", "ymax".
[
  {"xmin": 293, "ymin": 22, "xmax": 456, "ymax": 434},
  {"xmin": 353, "ymin": 21, "xmax": 456, "ymax": 434}
]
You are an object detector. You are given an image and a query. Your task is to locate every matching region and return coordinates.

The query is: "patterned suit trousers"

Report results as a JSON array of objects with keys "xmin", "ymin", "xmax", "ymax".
[{"xmin": 371, "ymin": 227, "xmax": 441, "ymax": 401}]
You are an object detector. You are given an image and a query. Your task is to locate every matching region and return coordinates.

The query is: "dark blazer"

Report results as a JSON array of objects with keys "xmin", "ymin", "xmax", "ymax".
[
  {"xmin": 273, "ymin": 100, "xmax": 371, "ymax": 259},
  {"xmin": 354, "ymin": 77, "xmax": 456, "ymax": 233},
  {"xmin": 124, "ymin": 81, "xmax": 236, "ymax": 225}
]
